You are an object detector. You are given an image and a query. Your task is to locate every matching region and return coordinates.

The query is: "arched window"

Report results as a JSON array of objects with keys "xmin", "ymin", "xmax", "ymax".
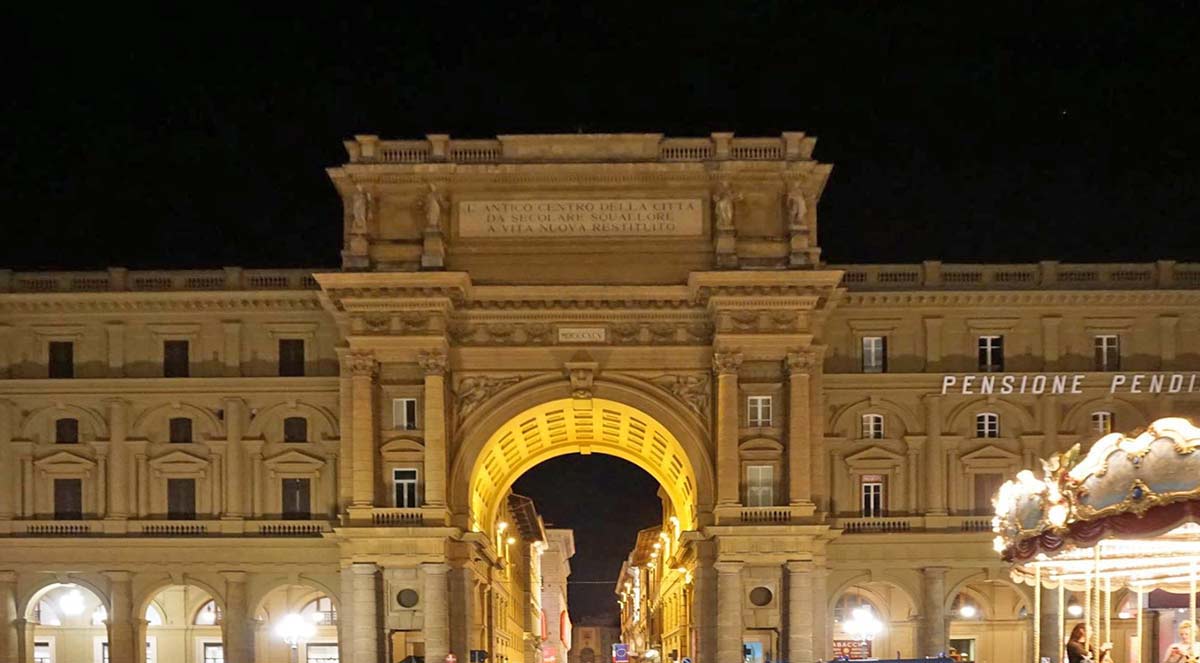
[
  {"xmin": 194, "ymin": 600, "xmax": 222, "ymax": 625},
  {"xmin": 976, "ymin": 413, "xmax": 1000, "ymax": 438},
  {"xmin": 169, "ymin": 417, "xmax": 193, "ymax": 444},
  {"xmin": 301, "ymin": 596, "xmax": 337, "ymax": 625},
  {"xmin": 860, "ymin": 414, "xmax": 884, "ymax": 439},
  {"xmin": 283, "ymin": 417, "xmax": 308, "ymax": 443},
  {"xmin": 55, "ymin": 418, "xmax": 79, "ymax": 444},
  {"xmin": 833, "ymin": 591, "xmax": 882, "ymax": 638},
  {"xmin": 951, "ymin": 592, "xmax": 982, "ymax": 619},
  {"xmin": 1091, "ymin": 411, "xmax": 1114, "ymax": 435},
  {"xmin": 145, "ymin": 604, "xmax": 164, "ymax": 626}
]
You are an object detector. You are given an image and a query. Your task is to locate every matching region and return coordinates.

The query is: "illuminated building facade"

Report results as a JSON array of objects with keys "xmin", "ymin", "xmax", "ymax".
[{"xmin": 1, "ymin": 133, "xmax": 1198, "ymax": 662}]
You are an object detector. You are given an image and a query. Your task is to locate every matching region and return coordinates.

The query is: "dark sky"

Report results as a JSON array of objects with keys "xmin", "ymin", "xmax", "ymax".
[
  {"xmin": 512, "ymin": 455, "xmax": 662, "ymax": 624},
  {"xmin": 4, "ymin": 1, "xmax": 1200, "ymax": 623},
  {"xmin": 3, "ymin": 4, "xmax": 1199, "ymax": 270}
]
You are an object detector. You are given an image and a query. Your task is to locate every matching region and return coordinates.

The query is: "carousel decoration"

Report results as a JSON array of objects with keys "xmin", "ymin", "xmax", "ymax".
[{"xmin": 994, "ymin": 417, "xmax": 1200, "ymax": 662}]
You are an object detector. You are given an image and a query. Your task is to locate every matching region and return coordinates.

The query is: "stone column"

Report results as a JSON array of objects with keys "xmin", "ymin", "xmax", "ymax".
[
  {"xmin": 0, "ymin": 402, "xmax": 12, "ymax": 519},
  {"xmin": 1042, "ymin": 395, "xmax": 1059, "ymax": 459},
  {"xmin": 830, "ymin": 453, "xmax": 848, "ymax": 515},
  {"xmin": 106, "ymin": 400, "xmax": 129, "ymax": 519},
  {"xmin": 222, "ymin": 571, "xmax": 255, "ymax": 663},
  {"xmin": 785, "ymin": 353, "xmax": 815, "ymax": 510},
  {"xmin": 906, "ymin": 440, "xmax": 922, "ymax": 513},
  {"xmin": 812, "ymin": 568, "xmax": 829, "ymax": 661},
  {"xmin": 0, "ymin": 571, "xmax": 17, "ymax": 663},
  {"xmin": 348, "ymin": 353, "xmax": 379, "ymax": 509},
  {"xmin": 19, "ymin": 452, "xmax": 32, "ymax": 518},
  {"xmin": 807, "ymin": 349, "xmax": 827, "ymax": 511},
  {"xmin": 715, "ymin": 562, "xmax": 744, "ymax": 663},
  {"xmin": 245, "ymin": 442, "xmax": 265, "ymax": 517},
  {"xmin": 945, "ymin": 444, "xmax": 961, "ymax": 515},
  {"xmin": 713, "ymin": 353, "xmax": 743, "ymax": 507},
  {"xmin": 419, "ymin": 352, "xmax": 448, "ymax": 509},
  {"xmin": 105, "ymin": 571, "xmax": 138, "ymax": 663},
  {"xmin": 1039, "ymin": 584, "xmax": 1062, "ymax": 663},
  {"xmin": 135, "ymin": 451, "xmax": 149, "ymax": 517},
  {"xmin": 1041, "ymin": 316, "xmax": 1061, "ymax": 370},
  {"xmin": 919, "ymin": 567, "xmax": 948, "ymax": 656},
  {"xmin": 424, "ymin": 563, "xmax": 451, "ymax": 663},
  {"xmin": 94, "ymin": 451, "xmax": 108, "ymax": 517},
  {"xmin": 692, "ymin": 542, "xmax": 717, "ymax": 663},
  {"xmin": 924, "ymin": 396, "xmax": 946, "ymax": 515},
  {"xmin": 339, "ymin": 567, "xmax": 355, "ymax": 663},
  {"xmin": 351, "ymin": 563, "xmax": 380, "ymax": 663},
  {"xmin": 786, "ymin": 562, "xmax": 814, "ymax": 663},
  {"xmin": 224, "ymin": 398, "xmax": 246, "ymax": 518}
]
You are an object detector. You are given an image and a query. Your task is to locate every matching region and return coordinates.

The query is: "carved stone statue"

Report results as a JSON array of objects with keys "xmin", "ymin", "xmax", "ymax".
[
  {"xmin": 421, "ymin": 183, "xmax": 448, "ymax": 231},
  {"xmin": 351, "ymin": 183, "xmax": 372, "ymax": 233},
  {"xmin": 713, "ymin": 182, "xmax": 740, "ymax": 230},
  {"xmin": 455, "ymin": 376, "xmax": 522, "ymax": 422},
  {"xmin": 786, "ymin": 182, "xmax": 808, "ymax": 230}
]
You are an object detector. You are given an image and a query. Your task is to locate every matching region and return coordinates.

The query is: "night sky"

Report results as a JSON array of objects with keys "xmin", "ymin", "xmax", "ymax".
[{"xmin": 5, "ymin": 4, "xmax": 1200, "ymax": 622}]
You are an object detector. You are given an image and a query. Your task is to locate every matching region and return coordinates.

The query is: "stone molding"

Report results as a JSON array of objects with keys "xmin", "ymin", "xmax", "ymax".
[
  {"xmin": 418, "ymin": 351, "xmax": 448, "ymax": 376},
  {"xmin": 712, "ymin": 352, "xmax": 744, "ymax": 376}
]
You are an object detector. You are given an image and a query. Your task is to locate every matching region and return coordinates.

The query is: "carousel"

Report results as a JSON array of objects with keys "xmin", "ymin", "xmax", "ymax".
[{"xmin": 994, "ymin": 417, "xmax": 1200, "ymax": 663}]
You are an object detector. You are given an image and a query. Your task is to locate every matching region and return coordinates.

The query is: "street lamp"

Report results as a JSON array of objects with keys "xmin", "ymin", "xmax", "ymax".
[
  {"xmin": 844, "ymin": 605, "xmax": 883, "ymax": 644},
  {"xmin": 275, "ymin": 613, "xmax": 316, "ymax": 663}
]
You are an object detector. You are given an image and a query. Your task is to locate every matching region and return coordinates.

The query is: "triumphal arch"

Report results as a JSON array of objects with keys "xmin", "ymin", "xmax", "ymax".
[
  {"xmin": 16, "ymin": 130, "xmax": 1194, "ymax": 663},
  {"xmin": 320, "ymin": 133, "xmax": 839, "ymax": 663}
]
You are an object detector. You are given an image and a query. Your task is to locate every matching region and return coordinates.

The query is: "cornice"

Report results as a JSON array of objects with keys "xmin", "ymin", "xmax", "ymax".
[
  {"xmin": 840, "ymin": 290, "xmax": 1200, "ymax": 307},
  {"xmin": 0, "ymin": 291, "xmax": 323, "ymax": 314},
  {"xmin": 0, "ymin": 377, "xmax": 341, "ymax": 397}
]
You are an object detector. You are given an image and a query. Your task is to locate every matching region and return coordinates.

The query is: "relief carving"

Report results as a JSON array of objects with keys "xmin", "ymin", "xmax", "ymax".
[
  {"xmin": 455, "ymin": 375, "xmax": 523, "ymax": 423},
  {"xmin": 651, "ymin": 374, "xmax": 711, "ymax": 419},
  {"xmin": 712, "ymin": 351, "xmax": 744, "ymax": 376},
  {"xmin": 417, "ymin": 351, "xmax": 448, "ymax": 376},
  {"xmin": 345, "ymin": 352, "xmax": 378, "ymax": 377}
]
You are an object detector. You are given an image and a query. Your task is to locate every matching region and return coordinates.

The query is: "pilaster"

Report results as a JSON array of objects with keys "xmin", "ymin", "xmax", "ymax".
[
  {"xmin": 419, "ymin": 351, "xmax": 449, "ymax": 512},
  {"xmin": 222, "ymin": 321, "xmax": 242, "ymax": 377},
  {"xmin": 0, "ymin": 571, "xmax": 16, "ymax": 663},
  {"xmin": 348, "ymin": 352, "xmax": 378, "ymax": 516},
  {"xmin": 423, "ymin": 562, "xmax": 451, "ymax": 663},
  {"xmin": 924, "ymin": 395, "xmax": 946, "ymax": 516},
  {"xmin": 786, "ymin": 561, "xmax": 815, "ymax": 663},
  {"xmin": 785, "ymin": 353, "xmax": 816, "ymax": 515},
  {"xmin": 222, "ymin": 571, "xmax": 254, "ymax": 663},
  {"xmin": 104, "ymin": 571, "xmax": 137, "ymax": 663},
  {"xmin": 1041, "ymin": 315, "xmax": 1061, "ymax": 370},
  {"xmin": 105, "ymin": 399, "xmax": 129, "ymax": 519},
  {"xmin": 714, "ymin": 561, "xmax": 745, "ymax": 663},
  {"xmin": 713, "ymin": 352, "xmax": 743, "ymax": 508},
  {"xmin": 105, "ymin": 322, "xmax": 125, "ymax": 377},
  {"xmin": 0, "ymin": 403, "xmax": 12, "ymax": 519},
  {"xmin": 352, "ymin": 563, "xmax": 380, "ymax": 663},
  {"xmin": 223, "ymin": 398, "xmax": 246, "ymax": 519}
]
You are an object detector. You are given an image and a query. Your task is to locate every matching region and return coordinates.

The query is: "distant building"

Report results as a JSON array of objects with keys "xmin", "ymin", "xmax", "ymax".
[{"xmin": 569, "ymin": 621, "xmax": 621, "ymax": 663}]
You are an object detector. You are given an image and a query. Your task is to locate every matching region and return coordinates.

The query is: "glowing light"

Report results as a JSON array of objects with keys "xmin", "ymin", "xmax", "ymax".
[
  {"xmin": 498, "ymin": 521, "xmax": 509, "ymax": 533},
  {"xmin": 275, "ymin": 613, "xmax": 316, "ymax": 647},
  {"xmin": 958, "ymin": 604, "xmax": 977, "ymax": 619},
  {"xmin": 58, "ymin": 589, "xmax": 85, "ymax": 616},
  {"xmin": 1048, "ymin": 503, "xmax": 1069, "ymax": 527},
  {"xmin": 506, "ymin": 536, "xmax": 516, "ymax": 545},
  {"xmin": 1118, "ymin": 611, "xmax": 1132, "ymax": 619},
  {"xmin": 1068, "ymin": 604, "xmax": 1083, "ymax": 617},
  {"xmin": 844, "ymin": 605, "xmax": 883, "ymax": 642},
  {"xmin": 91, "ymin": 606, "xmax": 107, "ymax": 626},
  {"xmin": 993, "ymin": 536, "xmax": 1005, "ymax": 553},
  {"xmin": 652, "ymin": 542, "xmax": 661, "ymax": 550}
]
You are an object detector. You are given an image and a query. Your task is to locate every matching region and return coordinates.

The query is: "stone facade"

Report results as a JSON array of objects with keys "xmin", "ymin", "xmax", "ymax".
[{"xmin": 1, "ymin": 132, "xmax": 1198, "ymax": 662}]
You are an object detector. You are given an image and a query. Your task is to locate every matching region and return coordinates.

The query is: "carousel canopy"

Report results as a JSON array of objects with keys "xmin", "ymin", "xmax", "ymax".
[{"xmin": 994, "ymin": 417, "xmax": 1200, "ymax": 591}]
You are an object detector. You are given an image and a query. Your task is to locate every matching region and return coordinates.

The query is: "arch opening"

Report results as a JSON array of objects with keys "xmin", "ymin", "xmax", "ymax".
[
  {"xmin": 467, "ymin": 398, "xmax": 700, "ymax": 535},
  {"xmin": 25, "ymin": 583, "xmax": 109, "ymax": 663}
]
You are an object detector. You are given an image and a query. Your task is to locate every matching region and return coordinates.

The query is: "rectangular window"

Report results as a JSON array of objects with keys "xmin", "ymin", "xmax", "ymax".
[
  {"xmin": 860, "ymin": 476, "xmax": 885, "ymax": 517},
  {"xmin": 35, "ymin": 641, "xmax": 52, "ymax": 663},
  {"xmin": 102, "ymin": 642, "xmax": 110, "ymax": 663},
  {"xmin": 167, "ymin": 478, "xmax": 196, "ymax": 520},
  {"xmin": 973, "ymin": 473, "xmax": 1005, "ymax": 515},
  {"xmin": 976, "ymin": 413, "xmax": 1000, "ymax": 438},
  {"xmin": 746, "ymin": 396, "xmax": 773, "ymax": 427},
  {"xmin": 861, "ymin": 336, "xmax": 887, "ymax": 373},
  {"xmin": 393, "ymin": 398, "xmax": 418, "ymax": 430},
  {"xmin": 977, "ymin": 335, "xmax": 1004, "ymax": 372},
  {"xmin": 48, "ymin": 341, "xmax": 74, "ymax": 379},
  {"xmin": 54, "ymin": 479, "xmax": 82, "ymax": 520},
  {"xmin": 1092, "ymin": 411, "xmax": 1114, "ymax": 435},
  {"xmin": 306, "ymin": 644, "xmax": 340, "ymax": 663},
  {"xmin": 169, "ymin": 418, "xmax": 193, "ymax": 444},
  {"xmin": 1094, "ymin": 335, "xmax": 1120, "ymax": 371},
  {"xmin": 282, "ymin": 478, "xmax": 311, "ymax": 519},
  {"xmin": 279, "ymin": 339, "xmax": 306, "ymax": 377},
  {"xmin": 745, "ymin": 465, "xmax": 774, "ymax": 507},
  {"xmin": 203, "ymin": 644, "xmax": 225, "ymax": 663},
  {"xmin": 163, "ymin": 340, "xmax": 190, "ymax": 378},
  {"xmin": 55, "ymin": 418, "xmax": 79, "ymax": 444},
  {"xmin": 861, "ymin": 414, "xmax": 884, "ymax": 440},
  {"xmin": 283, "ymin": 417, "xmax": 308, "ymax": 443},
  {"xmin": 393, "ymin": 468, "xmax": 419, "ymax": 508}
]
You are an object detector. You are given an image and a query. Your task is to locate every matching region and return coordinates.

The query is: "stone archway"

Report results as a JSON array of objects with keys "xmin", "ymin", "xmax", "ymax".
[{"xmin": 450, "ymin": 377, "xmax": 716, "ymax": 536}]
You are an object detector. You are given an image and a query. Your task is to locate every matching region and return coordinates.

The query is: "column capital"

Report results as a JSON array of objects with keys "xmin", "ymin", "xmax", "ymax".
[
  {"xmin": 345, "ymin": 351, "xmax": 378, "ymax": 377},
  {"xmin": 713, "ymin": 561, "xmax": 744, "ymax": 574},
  {"xmin": 785, "ymin": 348, "xmax": 824, "ymax": 374},
  {"xmin": 922, "ymin": 566, "xmax": 949, "ymax": 577},
  {"xmin": 422, "ymin": 562, "xmax": 451, "ymax": 575},
  {"xmin": 712, "ymin": 351, "xmax": 743, "ymax": 376},
  {"xmin": 221, "ymin": 571, "xmax": 248, "ymax": 583},
  {"xmin": 785, "ymin": 560, "xmax": 814, "ymax": 573},
  {"xmin": 103, "ymin": 570, "xmax": 134, "ymax": 583},
  {"xmin": 418, "ymin": 350, "xmax": 448, "ymax": 376},
  {"xmin": 351, "ymin": 562, "xmax": 379, "ymax": 575}
]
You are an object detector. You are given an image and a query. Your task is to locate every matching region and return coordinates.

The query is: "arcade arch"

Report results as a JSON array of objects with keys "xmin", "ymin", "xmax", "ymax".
[{"xmin": 453, "ymin": 387, "xmax": 714, "ymax": 536}]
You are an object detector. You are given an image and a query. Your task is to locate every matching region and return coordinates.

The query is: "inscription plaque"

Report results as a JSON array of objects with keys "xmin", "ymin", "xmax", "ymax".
[
  {"xmin": 457, "ymin": 199, "xmax": 704, "ymax": 238},
  {"xmin": 557, "ymin": 327, "xmax": 607, "ymax": 344}
]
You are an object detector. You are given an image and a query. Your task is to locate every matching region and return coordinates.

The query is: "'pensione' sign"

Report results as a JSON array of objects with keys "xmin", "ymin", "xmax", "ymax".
[{"xmin": 941, "ymin": 373, "xmax": 1200, "ymax": 395}]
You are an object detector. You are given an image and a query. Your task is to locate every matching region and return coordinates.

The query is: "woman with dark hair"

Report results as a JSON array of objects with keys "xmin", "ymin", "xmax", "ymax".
[{"xmin": 1067, "ymin": 623, "xmax": 1111, "ymax": 663}]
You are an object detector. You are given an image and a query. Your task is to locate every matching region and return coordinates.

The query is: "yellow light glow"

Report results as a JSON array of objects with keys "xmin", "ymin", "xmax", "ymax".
[
  {"xmin": 498, "ymin": 521, "xmax": 509, "ymax": 532},
  {"xmin": 506, "ymin": 536, "xmax": 516, "ymax": 545}
]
